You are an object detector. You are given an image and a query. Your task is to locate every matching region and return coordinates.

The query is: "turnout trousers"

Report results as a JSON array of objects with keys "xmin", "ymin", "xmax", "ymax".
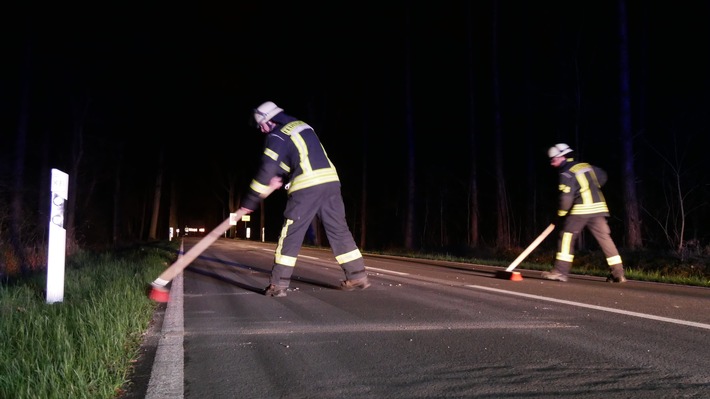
[
  {"xmin": 269, "ymin": 182, "xmax": 367, "ymax": 287},
  {"xmin": 554, "ymin": 215, "xmax": 625, "ymax": 279}
]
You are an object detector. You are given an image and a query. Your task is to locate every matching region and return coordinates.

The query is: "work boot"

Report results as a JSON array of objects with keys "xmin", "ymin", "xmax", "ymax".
[
  {"xmin": 541, "ymin": 271, "xmax": 568, "ymax": 282},
  {"xmin": 340, "ymin": 276, "xmax": 371, "ymax": 291},
  {"xmin": 607, "ymin": 264, "xmax": 627, "ymax": 283},
  {"xmin": 264, "ymin": 284, "xmax": 287, "ymax": 297},
  {"xmin": 606, "ymin": 274, "xmax": 627, "ymax": 283}
]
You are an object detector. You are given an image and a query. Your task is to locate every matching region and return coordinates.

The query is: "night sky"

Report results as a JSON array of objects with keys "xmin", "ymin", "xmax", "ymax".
[{"xmin": 3, "ymin": 2, "xmax": 710, "ymax": 248}]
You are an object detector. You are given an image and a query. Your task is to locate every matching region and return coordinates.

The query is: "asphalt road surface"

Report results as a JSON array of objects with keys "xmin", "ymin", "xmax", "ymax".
[{"xmin": 131, "ymin": 238, "xmax": 710, "ymax": 399}]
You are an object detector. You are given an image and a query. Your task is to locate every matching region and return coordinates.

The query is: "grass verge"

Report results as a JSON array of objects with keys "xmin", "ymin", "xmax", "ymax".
[{"xmin": 0, "ymin": 241, "xmax": 177, "ymax": 399}]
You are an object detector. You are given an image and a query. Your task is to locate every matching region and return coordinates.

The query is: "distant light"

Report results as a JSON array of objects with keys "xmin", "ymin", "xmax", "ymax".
[{"xmin": 184, "ymin": 226, "xmax": 206, "ymax": 235}]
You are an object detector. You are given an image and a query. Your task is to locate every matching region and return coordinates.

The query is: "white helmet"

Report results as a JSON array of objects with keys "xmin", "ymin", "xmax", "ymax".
[
  {"xmin": 253, "ymin": 101, "xmax": 283, "ymax": 125},
  {"xmin": 548, "ymin": 143, "xmax": 573, "ymax": 159}
]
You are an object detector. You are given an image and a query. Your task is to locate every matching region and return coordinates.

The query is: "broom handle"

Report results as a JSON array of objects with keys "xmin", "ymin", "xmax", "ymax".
[
  {"xmin": 505, "ymin": 223, "xmax": 556, "ymax": 272},
  {"xmin": 152, "ymin": 209, "xmax": 246, "ymax": 287}
]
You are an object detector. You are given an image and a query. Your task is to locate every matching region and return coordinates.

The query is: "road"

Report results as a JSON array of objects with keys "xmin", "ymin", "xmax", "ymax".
[{"xmin": 137, "ymin": 238, "xmax": 710, "ymax": 399}]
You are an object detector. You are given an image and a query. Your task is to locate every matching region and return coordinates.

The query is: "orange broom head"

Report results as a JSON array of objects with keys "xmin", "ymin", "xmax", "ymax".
[
  {"xmin": 495, "ymin": 270, "xmax": 524, "ymax": 281},
  {"xmin": 149, "ymin": 286, "xmax": 170, "ymax": 302}
]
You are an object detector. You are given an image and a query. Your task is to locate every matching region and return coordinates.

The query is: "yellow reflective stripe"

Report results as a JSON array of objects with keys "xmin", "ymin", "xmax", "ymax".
[
  {"xmin": 606, "ymin": 255, "xmax": 622, "ymax": 266},
  {"xmin": 556, "ymin": 252, "xmax": 574, "ymax": 262},
  {"xmin": 274, "ymin": 219, "xmax": 297, "ymax": 267},
  {"xmin": 290, "ymin": 132, "xmax": 312, "ymax": 173},
  {"xmin": 264, "ymin": 148, "xmax": 278, "ymax": 161},
  {"xmin": 249, "ymin": 179, "xmax": 271, "ymax": 196},
  {"xmin": 335, "ymin": 249, "xmax": 363, "ymax": 265},
  {"xmin": 559, "ymin": 184, "xmax": 571, "ymax": 193},
  {"xmin": 281, "ymin": 121, "xmax": 313, "ymax": 175},
  {"xmin": 570, "ymin": 203, "xmax": 609, "ymax": 214},
  {"xmin": 560, "ymin": 232, "xmax": 573, "ymax": 254},
  {"xmin": 556, "ymin": 231, "xmax": 575, "ymax": 262},
  {"xmin": 288, "ymin": 169, "xmax": 340, "ymax": 193},
  {"xmin": 570, "ymin": 164, "xmax": 592, "ymax": 174},
  {"xmin": 281, "ymin": 121, "xmax": 308, "ymax": 135},
  {"xmin": 275, "ymin": 254, "xmax": 297, "ymax": 267},
  {"xmin": 578, "ymin": 175, "xmax": 593, "ymax": 203},
  {"xmin": 279, "ymin": 162, "xmax": 291, "ymax": 173}
]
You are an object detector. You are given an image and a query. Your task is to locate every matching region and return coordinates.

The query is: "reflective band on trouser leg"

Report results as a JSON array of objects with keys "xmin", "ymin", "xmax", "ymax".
[
  {"xmin": 556, "ymin": 231, "xmax": 575, "ymax": 263},
  {"xmin": 336, "ymin": 249, "xmax": 367, "ymax": 280},
  {"xmin": 335, "ymin": 249, "xmax": 362, "ymax": 264},
  {"xmin": 274, "ymin": 253, "xmax": 297, "ymax": 267},
  {"xmin": 274, "ymin": 217, "xmax": 305, "ymax": 267},
  {"xmin": 559, "ymin": 231, "xmax": 574, "ymax": 255},
  {"xmin": 270, "ymin": 218, "xmax": 299, "ymax": 287},
  {"xmin": 606, "ymin": 255, "xmax": 622, "ymax": 266},
  {"xmin": 554, "ymin": 231, "xmax": 575, "ymax": 274},
  {"xmin": 555, "ymin": 252, "xmax": 574, "ymax": 262},
  {"xmin": 606, "ymin": 254, "xmax": 625, "ymax": 279}
]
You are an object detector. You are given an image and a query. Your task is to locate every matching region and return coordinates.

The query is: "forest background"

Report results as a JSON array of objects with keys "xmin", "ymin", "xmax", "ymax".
[{"xmin": 2, "ymin": 1, "xmax": 710, "ymax": 278}]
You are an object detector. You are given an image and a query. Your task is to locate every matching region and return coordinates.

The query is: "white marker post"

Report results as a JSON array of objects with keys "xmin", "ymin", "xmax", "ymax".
[
  {"xmin": 46, "ymin": 168, "xmax": 69, "ymax": 304},
  {"xmin": 242, "ymin": 214, "xmax": 251, "ymax": 239}
]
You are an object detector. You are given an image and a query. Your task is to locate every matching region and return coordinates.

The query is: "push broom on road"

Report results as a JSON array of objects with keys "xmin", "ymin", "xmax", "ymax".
[
  {"xmin": 149, "ymin": 183, "xmax": 280, "ymax": 302},
  {"xmin": 148, "ymin": 208, "xmax": 248, "ymax": 302},
  {"xmin": 495, "ymin": 223, "xmax": 555, "ymax": 281}
]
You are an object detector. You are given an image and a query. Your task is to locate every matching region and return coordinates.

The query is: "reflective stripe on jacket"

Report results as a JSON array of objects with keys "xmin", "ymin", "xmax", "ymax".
[
  {"xmin": 557, "ymin": 159, "xmax": 610, "ymax": 217},
  {"xmin": 240, "ymin": 116, "xmax": 339, "ymax": 210}
]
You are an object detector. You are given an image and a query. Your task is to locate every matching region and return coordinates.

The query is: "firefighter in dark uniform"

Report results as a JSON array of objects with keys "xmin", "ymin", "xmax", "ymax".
[
  {"xmin": 238, "ymin": 101, "xmax": 371, "ymax": 297},
  {"xmin": 542, "ymin": 143, "xmax": 627, "ymax": 283}
]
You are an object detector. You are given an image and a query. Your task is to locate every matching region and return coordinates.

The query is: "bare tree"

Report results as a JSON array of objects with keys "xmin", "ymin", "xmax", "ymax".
[
  {"xmin": 359, "ymin": 105, "xmax": 369, "ymax": 250},
  {"xmin": 9, "ymin": 36, "xmax": 32, "ymax": 275},
  {"xmin": 64, "ymin": 90, "xmax": 91, "ymax": 253},
  {"xmin": 211, "ymin": 162, "xmax": 241, "ymax": 238},
  {"xmin": 643, "ymin": 138, "xmax": 700, "ymax": 258},
  {"xmin": 403, "ymin": 1, "xmax": 417, "ymax": 249},
  {"xmin": 618, "ymin": 0, "xmax": 643, "ymax": 249},
  {"xmin": 465, "ymin": 1, "xmax": 480, "ymax": 248},
  {"xmin": 492, "ymin": 0, "xmax": 511, "ymax": 248},
  {"xmin": 148, "ymin": 148, "xmax": 164, "ymax": 240},
  {"xmin": 112, "ymin": 143, "xmax": 123, "ymax": 244}
]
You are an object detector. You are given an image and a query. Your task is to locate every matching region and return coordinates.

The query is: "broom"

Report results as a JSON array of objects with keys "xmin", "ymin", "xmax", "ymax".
[
  {"xmin": 495, "ymin": 223, "xmax": 555, "ymax": 281},
  {"xmin": 149, "ymin": 179, "xmax": 284, "ymax": 302},
  {"xmin": 148, "ymin": 209, "xmax": 247, "ymax": 302}
]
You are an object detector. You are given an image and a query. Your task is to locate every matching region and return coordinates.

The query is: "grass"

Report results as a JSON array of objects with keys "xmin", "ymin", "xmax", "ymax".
[{"xmin": 0, "ymin": 241, "xmax": 178, "ymax": 399}]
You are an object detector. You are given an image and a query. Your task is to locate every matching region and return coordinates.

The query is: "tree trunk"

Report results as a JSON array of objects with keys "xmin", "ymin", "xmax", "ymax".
[
  {"xmin": 465, "ymin": 1, "xmax": 480, "ymax": 248},
  {"xmin": 169, "ymin": 173, "xmax": 178, "ymax": 240},
  {"xmin": 113, "ymin": 145, "xmax": 123, "ymax": 244},
  {"xmin": 404, "ymin": 1, "xmax": 417, "ymax": 250},
  {"xmin": 148, "ymin": 148, "xmax": 164, "ymax": 240},
  {"xmin": 10, "ymin": 40, "xmax": 31, "ymax": 275},
  {"xmin": 492, "ymin": 0, "xmax": 511, "ymax": 248},
  {"xmin": 618, "ymin": 0, "xmax": 643, "ymax": 249},
  {"xmin": 359, "ymin": 110, "xmax": 369, "ymax": 250},
  {"xmin": 65, "ymin": 92, "xmax": 90, "ymax": 254}
]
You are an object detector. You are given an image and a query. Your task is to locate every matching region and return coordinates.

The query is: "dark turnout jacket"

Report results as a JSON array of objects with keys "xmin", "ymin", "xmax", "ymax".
[
  {"xmin": 556, "ymin": 157, "xmax": 610, "ymax": 217},
  {"xmin": 240, "ymin": 113, "xmax": 340, "ymax": 211}
]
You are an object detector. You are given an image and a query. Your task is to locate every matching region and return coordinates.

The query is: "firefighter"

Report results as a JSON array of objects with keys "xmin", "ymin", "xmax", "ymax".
[
  {"xmin": 238, "ymin": 101, "xmax": 371, "ymax": 297},
  {"xmin": 542, "ymin": 143, "xmax": 627, "ymax": 283}
]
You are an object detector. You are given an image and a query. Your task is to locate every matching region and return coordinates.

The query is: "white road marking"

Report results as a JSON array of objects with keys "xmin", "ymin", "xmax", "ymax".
[
  {"xmin": 366, "ymin": 267, "xmax": 409, "ymax": 276},
  {"xmin": 468, "ymin": 285, "xmax": 710, "ymax": 331}
]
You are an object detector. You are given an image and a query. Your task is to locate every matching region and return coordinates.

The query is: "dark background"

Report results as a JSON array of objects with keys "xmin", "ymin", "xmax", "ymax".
[{"xmin": 2, "ymin": 1, "xmax": 710, "ymax": 252}]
